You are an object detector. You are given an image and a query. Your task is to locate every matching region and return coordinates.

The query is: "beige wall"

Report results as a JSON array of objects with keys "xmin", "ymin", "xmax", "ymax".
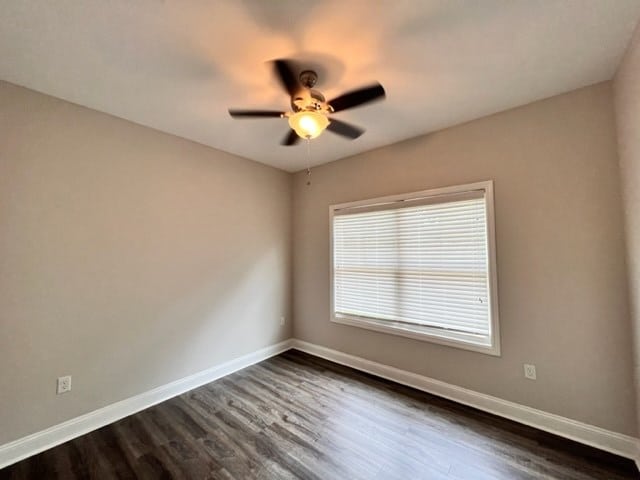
[
  {"xmin": 0, "ymin": 81, "xmax": 292, "ymax": 444},
  {"xmin": 1, "ymin": 74, "xmax": 636, "ymax": 446},
  {"xmin": 614, "ymin": 24, "xmax": 640, "ymax": 435},
  {"xmin": 292, "ymin": 82, "xmax": 636, "ymax": 435}
]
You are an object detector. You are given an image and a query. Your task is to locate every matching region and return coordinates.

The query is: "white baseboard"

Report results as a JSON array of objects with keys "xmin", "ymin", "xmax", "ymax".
[
  {"xmin": 2, "ymin": 337, "xmax": 638, "ymax": 470},
  {"xmin": 0, "ymin": 339, "xmax": 293, "ymax": 469},
  {"xmin": 291, "ymin": 339, "xmax": 639, "ymax": 461}
]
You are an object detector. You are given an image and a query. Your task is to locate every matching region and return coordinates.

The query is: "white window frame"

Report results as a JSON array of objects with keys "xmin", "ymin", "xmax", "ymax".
[{"xmin": 329, "ymin": 180, "xmax": 501, "ymax": 356}]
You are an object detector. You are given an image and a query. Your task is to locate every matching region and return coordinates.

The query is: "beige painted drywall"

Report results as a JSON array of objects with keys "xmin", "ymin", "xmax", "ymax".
[
  {"xmin": 1, "ymin": 73, "xmax": 636, "ymax": 448},
  {"xmin": 292, "ymin": 82, "xmax": 636, "ymax": 435},
  {"xmin": 614, "ymin": 23, "xmax": 640, "ymax": 436},
  {"xmin": 0, "ymin": 81, "xmax": 292, "ymax": 444}
]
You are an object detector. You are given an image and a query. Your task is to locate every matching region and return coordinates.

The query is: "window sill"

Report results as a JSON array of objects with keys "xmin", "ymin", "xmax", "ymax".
[{"xmin": 331, "ymin": 314, "xmax": 501, "ymax": 356}]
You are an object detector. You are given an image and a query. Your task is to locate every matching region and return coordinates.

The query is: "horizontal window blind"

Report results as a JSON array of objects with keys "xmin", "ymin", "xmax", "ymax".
[{"xmin": 333, "ymin": 192, "xmax": 491, "ymax": 338}]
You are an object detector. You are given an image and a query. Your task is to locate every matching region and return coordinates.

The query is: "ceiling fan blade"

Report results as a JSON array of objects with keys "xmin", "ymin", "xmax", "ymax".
[
  {"xmin": 328, "ymin": 83, "xmax": 386, "ymax": 113},
  {"xmin": 281, "ymin": 129, "xmax": 300, "ymax": 146},
  {"xmin": 273, "ymin": 59, "xmax": 300, "ymax": 97},
  {"xmin": 327, "ymin": 118, "xmax": 365, "ymax": 139},
  {"xmin": 228, "ymin": 109, "xmax": 284, "ymax": 118}
]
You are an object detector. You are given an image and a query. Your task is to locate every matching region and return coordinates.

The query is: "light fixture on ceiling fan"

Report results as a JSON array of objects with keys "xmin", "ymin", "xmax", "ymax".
[
  {"xmin": 228, "ymin": 60, "xmax": 386, "ymax": 145},
  {"xmin": 287, "ymin": 109, "xmax": 330, "ymax": 140}
]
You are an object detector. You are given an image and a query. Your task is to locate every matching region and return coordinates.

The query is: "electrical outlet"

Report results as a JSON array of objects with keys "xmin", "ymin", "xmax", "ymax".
[
  {"xmin": 523, "ymin": 364, "xmax": 536, "ymax": 380},
  {"xmin": 280, "ymin": 316, "xmax": 286, "ymax": 326},
  {"xmin": 57, "ymin": 375, "xmax": 72, "ymax": 394}
]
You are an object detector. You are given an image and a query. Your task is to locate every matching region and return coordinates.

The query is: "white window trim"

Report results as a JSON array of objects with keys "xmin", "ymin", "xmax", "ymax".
[{"xmin": 329, "ymin": 180, "xmax": 501, "ymax": 356}]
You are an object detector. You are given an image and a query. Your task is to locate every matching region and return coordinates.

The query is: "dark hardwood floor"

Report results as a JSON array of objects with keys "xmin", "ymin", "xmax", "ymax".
[{"xmin": 1, "ymin": 350, "xmax": 637, "ymax": 479}]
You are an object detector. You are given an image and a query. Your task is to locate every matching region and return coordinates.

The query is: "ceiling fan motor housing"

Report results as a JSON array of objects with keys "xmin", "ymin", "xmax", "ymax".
[
  {"xmin": 292, "ymin": 88, "xmax": 329, "ymax": 113},
  {"xmin": 291, "ymin": 69, "xmax": 333, "ymax": 113}
]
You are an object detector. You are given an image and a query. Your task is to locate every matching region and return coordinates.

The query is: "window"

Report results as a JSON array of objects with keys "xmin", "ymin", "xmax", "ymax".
[{"xmin": 330, "ymin": 181, "xmax": 500, "ymax": 355}]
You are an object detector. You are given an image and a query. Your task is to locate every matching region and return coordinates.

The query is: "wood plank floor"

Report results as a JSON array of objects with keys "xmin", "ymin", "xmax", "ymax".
[{"xmin": 1, "ymin": 350, "xmax": 637, "ymax": 479}]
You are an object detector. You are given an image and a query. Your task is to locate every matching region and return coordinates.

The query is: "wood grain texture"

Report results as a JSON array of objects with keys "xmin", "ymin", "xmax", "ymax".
[{"xmin": 0, "ymin": 350, "xmax": 636, "ymax": 479}]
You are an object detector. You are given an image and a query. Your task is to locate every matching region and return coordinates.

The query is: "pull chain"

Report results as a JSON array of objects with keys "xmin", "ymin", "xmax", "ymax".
[{"xmin": 305, "ymin": 138, "xmax": 312, "ymax": 186}]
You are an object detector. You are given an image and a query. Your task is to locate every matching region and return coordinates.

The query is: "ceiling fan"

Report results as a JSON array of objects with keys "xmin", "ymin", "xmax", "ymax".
[{"xmin": 228, "ymin": 59, "xmax": 386, "ymax": 145}]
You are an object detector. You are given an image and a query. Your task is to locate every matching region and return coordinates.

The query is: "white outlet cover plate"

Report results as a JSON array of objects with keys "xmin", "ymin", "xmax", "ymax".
[
  {"xmin": 57, "ymin": 375, "xmax": 72, "ymax": 394},
  {"xmin": 523, "ymin": 364, "xmax": 537, "ymax": 380}
]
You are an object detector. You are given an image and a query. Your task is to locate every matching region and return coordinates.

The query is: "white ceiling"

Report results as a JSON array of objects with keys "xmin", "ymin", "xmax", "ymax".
[{"xmin": 1, "ymin": 1, "xmax": 640, "ymax": 172}]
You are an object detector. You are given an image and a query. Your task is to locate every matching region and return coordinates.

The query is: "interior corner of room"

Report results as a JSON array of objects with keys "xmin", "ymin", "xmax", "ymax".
[{"xmin": 2, "ymin": 1, "xmax": 640, "ymax": 478}]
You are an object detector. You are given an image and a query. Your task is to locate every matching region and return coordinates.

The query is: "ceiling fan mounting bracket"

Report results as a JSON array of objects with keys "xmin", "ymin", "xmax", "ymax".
[{"xmin": 299, "ymin": 70, "xmax": 318, "ymax": 89}]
